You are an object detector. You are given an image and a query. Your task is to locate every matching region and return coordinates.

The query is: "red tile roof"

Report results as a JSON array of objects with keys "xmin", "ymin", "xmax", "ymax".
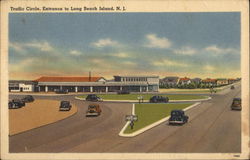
[
  {"xmin": 179, "ymin": 77, "xmax": 190, "ymax": 81},
  {"xmin": 34, "ymin": 76, "xmax": 103, "ymax": 82},
  {"xmin": 202, "ymin": 78, "xmax": 217, "ymax": 83}
]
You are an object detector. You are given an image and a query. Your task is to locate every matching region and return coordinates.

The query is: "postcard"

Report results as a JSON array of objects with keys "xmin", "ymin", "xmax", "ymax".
[{"xmin": 0, "ymin": 0, "xmax": 249, "ymax": 159}]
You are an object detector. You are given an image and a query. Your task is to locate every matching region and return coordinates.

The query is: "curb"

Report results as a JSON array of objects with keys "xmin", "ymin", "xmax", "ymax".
[
  {"xmin": 9, "ymin": 102, "xmax": 78, "ymax": 136},
  {"xmin": 119, "ymin": 102, "xmax": 201, "ymax": 137},
  {"xmin": 74, "ymin": 96, "xmax": 211, "ymax": 103},
  {"xmin": 118, "ymin": 104, "xmax": 135, "ymax": 137},
  {"xmin": 9, "ymin": 93, "xmax": 72, "ymax": 96}
]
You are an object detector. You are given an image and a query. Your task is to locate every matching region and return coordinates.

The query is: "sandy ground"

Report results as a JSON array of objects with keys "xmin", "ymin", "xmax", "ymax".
[{"xmin": 9, "ymin": 99, "xmax": 77, "ymax": 136}]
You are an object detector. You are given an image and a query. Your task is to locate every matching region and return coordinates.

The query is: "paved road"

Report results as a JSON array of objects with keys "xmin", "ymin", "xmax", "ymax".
[{"xmin": 9, "ymin": 83, "xmax": 241, "ymax": 153}]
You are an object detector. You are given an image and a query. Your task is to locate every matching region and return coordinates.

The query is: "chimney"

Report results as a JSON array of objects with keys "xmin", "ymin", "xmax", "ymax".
[{"xmin": 89, "ymin": 71, "xmax": 91, "ymax": 82}]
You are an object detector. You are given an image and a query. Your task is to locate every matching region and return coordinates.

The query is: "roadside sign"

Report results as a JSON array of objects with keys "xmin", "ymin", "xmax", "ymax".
[
  {"xmin": 125, "ymin": 115, "xmax": 138, "ymax": 122},
  {"xmin": 137, "ymin": 96, "xmax": 144, "ymax": 103},
  {"xmin": 137, "ymin": 96, "xmax": 143, "ymax": 99}
]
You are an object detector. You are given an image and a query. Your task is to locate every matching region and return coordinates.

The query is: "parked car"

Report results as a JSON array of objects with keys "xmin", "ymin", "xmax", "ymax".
[
  {"xmin": 59, "ymin": 101, "xmax": 72, "ymax": 111},
  {"xmin": 117, "ymin": 90, "xmax": 130, "ymax": 94},
  {"xmin": 8, "ymin": 101, "xmax": 22, "ymax": 109},
  {"xmin": 231, "ymin": 85, "xmax": 235, "ymax": 89},
  {"xmin": 55, "ymin": 89, "xmax": 68, "ymax": 94},
  {"xmin": 169, "ymin": 110, "xmax": 189, "ymax": 125},
  {"xmin": 11, "ymin": 99, "xmax": 25, "ymax": 107},
  {"xmin": 150, "ymin": 95, "xmax": 169, "ymax": 103},
  {"xmin": 21, "ymin": 95, "xmax": 34, "ymax": 103},
  {"xmin": 85, "ymin": 94, "xmax": 103, "ymax": 102},
  {"xmin": 86, "ymin": 104, "xmax": 102, "ymax": 116},
  {"xmin": 231, "ymin": 98, "xmax": 241, "ymax": 110}
]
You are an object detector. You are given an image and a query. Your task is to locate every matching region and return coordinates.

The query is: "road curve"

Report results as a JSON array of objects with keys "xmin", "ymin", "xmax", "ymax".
[{"xmin": 9, "ymin": 83, "xmax": 241, "ymax": 153}]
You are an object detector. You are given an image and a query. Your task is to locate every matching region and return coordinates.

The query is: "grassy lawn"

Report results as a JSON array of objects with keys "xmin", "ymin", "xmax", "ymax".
[
  {"xmin": 124, "ymin": 103, "xmax": 193, "ymax": 134},
  {"xmin": 77, "ymin": 94, "xmax": 207, "ymax": 100},
  {"xmin": 159, "ymin": 88, "xmax": 222, "ymax": 93}
]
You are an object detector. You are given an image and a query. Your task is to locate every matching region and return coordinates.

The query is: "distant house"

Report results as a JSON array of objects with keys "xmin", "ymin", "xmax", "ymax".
[
  {"xmin": 228, "ymin": 78, "xmax": 237, "ymax": 84},
  {"xmin": 202, "ymin": 78, "xmax": 217, "ymax": 86},
  {"xmin": 191, "ymin": 78, "xmax": 202, "ymax": 84},
  {"xmin": 178, "ymin": 77, "xmax": 191, "ymax": 85},
  {"xmin": 160, "ymin": 76, "xmax": 179, "ymax": 87},
  {"xmin": 217, "ymin": 78, "xmax": 228, "ymax": 86}
]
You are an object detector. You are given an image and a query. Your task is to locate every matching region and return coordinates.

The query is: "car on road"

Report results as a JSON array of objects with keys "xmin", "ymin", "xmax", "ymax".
[
  {"xmin": 150, "ymin": 95, "xmax": 169, "ymax": 103},
  {"xmin": 86, "ymin": 104, "xmax": 102, "ymax": 116},
  {"xmin": 117, "ymin": 90, "xmax": 130, "ymax": 94},
  {"xmin": 85, "ymin": 94, "xmax": 103, "ymax": 102},
  {"xmin": 8, "ymin": 101, "xmax": 22, "ymax": 109},
  {"xmin": 231, "ymin": 98, "xmax": 241, "ymax": 110},
  {"xmin": 21, "ymin": 95, "xmax": 34, "ymax": 103},
  {"xmin": 169, "ymin": 110, "xmax": 189, "ymax": 125},
  {"xmin": 55, "ymin": 89, "xmax": 68, "ymax": 94},
  {"xmin": 59, "ymin": 101, "xmax": 72, "ymax": 111},
  {"xmin": 11, "ymin": 99, "xmax": 25, "ymax": 107},
  {"xmin": 231, "ymin": 85, "xmax": 235, "ymax": 89}
]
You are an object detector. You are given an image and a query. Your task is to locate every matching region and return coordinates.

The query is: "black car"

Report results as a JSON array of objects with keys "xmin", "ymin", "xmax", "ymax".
[
  {"xmin": 8, "ymin": 101, "xmax": 22, "ymax": 109},
  {"xmin": 59, "ymin": 101, "xmax": 72, "ymax": 111},
  {"xmin": 85, "ymin": 94, "xmax": 103, "ymax": 102},
  {"xmin": 149, "ymin": 95, "xmax": 169, "ymax": 103},
  {"xmin": 231, "ymin": 98, "xmax": 241, "ymax": 110},
  {"xmin": 169, "ymin": 110, "xmax": 189, "ymax": 125},
  {"xmin": 117, "ymin": 90, "xmax": 130, "ymax": 94},
  {"xmin": 231, "ymin": 85, "xmax": 235, "ymax": 89},
  {"xmin": 11, "ymin": 99, "xmax": 25, "ymax": 107},
  {"xmin": 21, "ymin": 95, "xmax": 34, "ymax": 103},
  {"xmin": 55, "ymin": 89, "xmax": 68, "ymax": 94}
]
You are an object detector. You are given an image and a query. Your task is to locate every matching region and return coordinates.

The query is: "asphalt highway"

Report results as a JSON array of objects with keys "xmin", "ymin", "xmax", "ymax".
[{"xmin": 9, "ymin": 83, "xmax": 241, "ymax": 153}]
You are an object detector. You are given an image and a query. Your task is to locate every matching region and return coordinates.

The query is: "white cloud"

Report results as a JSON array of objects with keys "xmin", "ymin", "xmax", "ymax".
[
  {"xmin": 152, "ymin": 59, "xmax": 188, "ymax": 67},
  {"xmin": 92, "ymin": 38, "xmax": 120, "ymax": 48},
  {"xmin": 144, "ymin": 34, "xmax": 172, "ymax": 49},
  {"xmin": 203, "ymin": 65, "xmax": 215, "ymax": 71},
  {"xmin": 111, "ymin": 52, "xmax": 131, "ymax": 58},
  {"xmin": 122, "ymin": 61, "xmax": 136, "ymax": 66},
  {"xmin": 204, "ymin": 45, "xmax": 239, "ymax": 54},
  {"xmin": 9, "ymin": 42, "xmax": 24, "ymax": 52},
  {"xmin": 10, "ymin": 58, "xmax": 37, "ymax": 71},
  {"xmin": 69, "ymin": 50, "xmax": 81, "ymax": 56},
  {"xmin": 173, "ymin": 46, "xmax": 197, "ymax": 55},
  {"xmin": 91, "ymin": 58, "xmax": 103, "ymax": 64},
  {"xmin": 9, "ymin": 40, "xmax": 53, "ymax": 52}
]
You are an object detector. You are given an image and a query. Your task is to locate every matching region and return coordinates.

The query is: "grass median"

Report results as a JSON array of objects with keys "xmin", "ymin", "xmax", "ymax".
[
  {"xmin": 159, "ymin": 88, "xmax": 222, "ymax": 93},
  {"xmin": 123, "ymin": 103, "xmax": 193, "ymax": 134},
  {"xmin": 77, "ymin": 94, "xmax": 207, "ymax": 101}
]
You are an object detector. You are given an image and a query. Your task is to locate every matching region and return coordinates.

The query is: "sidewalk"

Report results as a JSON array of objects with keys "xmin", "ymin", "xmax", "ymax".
[{"xmin": 74, "ymin": 96, "xmax": 211, "ymax": 103}]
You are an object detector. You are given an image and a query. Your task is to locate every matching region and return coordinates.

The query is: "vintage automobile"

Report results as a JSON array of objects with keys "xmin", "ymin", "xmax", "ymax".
[
  {"xmin": 55, "ymin": 89, "xmax": 68, "ymax": 94},
  {"xmin": 59, "ymin": 101, "xmax": 72, "ymax": 111},
  {"xmin": 86, "ymin": 104, "xmax": 102, "ymax": 116},
  {"xmin": 21, "ymin": 95, "xmax": 34, "ymax": 103},
  {"xmin": 169, "ymin": 110, "xmax": 189, "ymax": 125},
  {"xmin": 85, "ymin": 94, "xmax": 103, "ymax": 102},
  {"xmin": 149, "ymin": 95, "xmax": 169, "ymax": 103},
  {"xmin": 8, "ymin": 101, "xmax": 22, "ymax": 109},
  {"xmin": 231, "ymin": 98, "xmax": 241, "ymax": 110},
  {"xmin": 11, "ymin": 99, "xmax": 25, "ymax": 107}
]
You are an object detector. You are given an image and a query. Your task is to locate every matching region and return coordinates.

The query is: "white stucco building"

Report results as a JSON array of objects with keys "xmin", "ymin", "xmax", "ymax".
[{"xmin": 9, "ymin": 75, "xmax": 160, "ymax": 93}]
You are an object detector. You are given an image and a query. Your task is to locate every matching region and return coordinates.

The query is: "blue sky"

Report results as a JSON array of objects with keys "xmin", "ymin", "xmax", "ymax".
[{"xmin": 9, "ymin": 12, "xmax": 240, "ymax": 80}]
